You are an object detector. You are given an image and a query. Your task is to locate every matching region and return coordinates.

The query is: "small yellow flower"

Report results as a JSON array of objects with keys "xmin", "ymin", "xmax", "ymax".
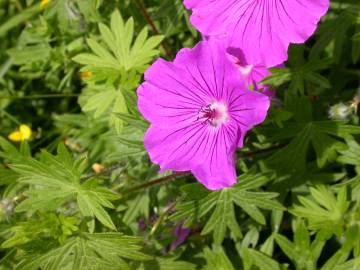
[
  {"xmin": 8, "ymin": 125, "xmax": 32, "ymax": 142},
  {"xmin": 40, "ymin": 0, "xmax": 49, "ymax": 10},
  {"xmin": 80, "ymin": 71, "xmax": 93, "ymax": 80}
]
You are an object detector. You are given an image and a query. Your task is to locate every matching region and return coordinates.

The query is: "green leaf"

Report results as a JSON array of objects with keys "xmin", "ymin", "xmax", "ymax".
[
  {"xmin": 260, "ymin": 235, "xmax": 275, "ymax": 256},
  {"xmin": 274, "ymin": 234, "xmax": 298, "ymax": 262},
  {"xmin": 310, "ymin": 11, "xmax": 356, "ymax": 63},
  {"xmin": 294, "ymin": 220, "xmax": 310, "ymax": 251},
  {"xmin": 74, "ymin": 9, "xmax": 162, "ymax": 133},
  {"xmin": 203, "ymin": 246, "xmax": 235, "ymax": 270},
  {"xmin": 243, "ymin": 248, "xmax": 281, "ymax": 270},
  {"xmin": 320, "ymin": 248, "xmax": 351, "ymax": 270},
  {"xmin": 44, "ymin": 0, "xmax": 90, "ymax": 33},
  {"xmin": 82, "ymin": 88, "xmax": 118, "ymax": 117},
  {"xmin": 7, "ymin": 43, "xmax": 51, "ymax": 65},
  {"xmin": 122, "ymin": 193, "xmax": 150, "ymax": 226},
  {"xmin": 334, "ymin": 258, "xmax": 360, "ymax": 270},
  {"xmin": 113, "ymin": 112, "xmax": 148, "ymax": 131},
  {"xmin": 79, "ymin": 85, "xmax": 128, "ymax": 133},
  {"xmin": 11, "ymin": 144, "xmax": 119, "ymax": 230},
  {"xmin": 267, "ymin": 120, "xmax": 357, "ymax": 173},
  {"xmin": 290, "ymin": 186, "xmax": 350, "ymax": 236},
  {"xmin": 73, "ymin": 9, "xmax": 162, "ymax": 77},
  {"xmin": 140, "ymin": 257, "xmax": 196, "ymax": 270},
  {"xmin": 77, "ymin": 191, "xmax": 116, "ymax": 230},
  {"xmin": 0, "ymin": 5, "xmax": 40, "ymax": 37},
  {"xmin": 274, "ymin": 220, "xmax": 326, "ymax": 270},
  {"xmin": 261, "ymin": 49, "xmax": 331, "ymax": 95},
  {"xmin": 16, "ymin": 233, "xmax": 150, "ymax": 270},
  {"xmin": 268, "ymin": 125, "xmax": 311, "ymax": 173},
  {"xmin": 201, "ymin": 189, "xmax": 242, "ymax": 245},
  {"xmin": 0, "ymin": 137, "xmax": 30, "ymax": 162},
  {"xmin": 337, "ymin": 139, "xmax": 360, "ymax": 166},
  {"xmin": 1, "ymin": 213, "xmax": 78, "ymax": 249},
  {"xmin": 171, "ymin": 173, "xmax": 283, "ymax": 243}
]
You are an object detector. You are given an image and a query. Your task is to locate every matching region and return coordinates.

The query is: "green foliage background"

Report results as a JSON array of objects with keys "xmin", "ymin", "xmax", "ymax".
[{"xmin": 0, "ymin": 0, "xmax": 359, "ymax": 269}]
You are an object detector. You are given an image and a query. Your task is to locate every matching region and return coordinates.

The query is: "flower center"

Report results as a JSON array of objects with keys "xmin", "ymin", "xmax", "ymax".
[{"xmin": 198, "ymin": 102, "xmax": 229, "ymax": 127}]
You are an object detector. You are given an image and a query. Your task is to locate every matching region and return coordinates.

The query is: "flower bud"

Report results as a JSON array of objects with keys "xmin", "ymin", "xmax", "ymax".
[{"xmin": 328, "ymin": 103, "xmax": 351, "ymax": 121}]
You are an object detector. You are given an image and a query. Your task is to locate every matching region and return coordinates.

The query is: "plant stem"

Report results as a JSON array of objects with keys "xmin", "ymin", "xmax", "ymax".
[
  {"xmin": 0, "ymin": 248, "xmax": 16, "ymax": 265},
  {"xmin": 81, "ymin": 163, "xmax": 126, "ymax": 181},
  {"xmin": 0, "ymin": 59, "xmax": 12, "ymax": 79},
  {"xmin": 11, "ymin": 0, "xmax": 32, "ymax": 27},
  {"xmin": 120, "ymin": 144, "xmax": 287, "ymax": 193},
  {"xmin": 150, "ymin": 201, "xmax": 177, "ymax": 236},
  {"xmin": 240, "ymin": 143, "xmax": 287, "ymax": 158},
  {"xmin": 1, "ymin": 109, "xmax": 21, "ymax": 125},
  {"xmin": 134, "ymin": 0, "xmax": 172, "ymax": 58},
  {"xmin": 124, "ymin": 172, "xmax": 190, "ymax": 193}
]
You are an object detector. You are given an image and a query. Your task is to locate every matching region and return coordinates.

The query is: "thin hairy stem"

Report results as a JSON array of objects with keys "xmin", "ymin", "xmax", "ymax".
[
  {"xmin": 124, "ymin": 172, "xmax": 190, "ymax": 193},
  {"xmin": 134, "ymin": 0, "xmax": 172, "ymax": 58}
]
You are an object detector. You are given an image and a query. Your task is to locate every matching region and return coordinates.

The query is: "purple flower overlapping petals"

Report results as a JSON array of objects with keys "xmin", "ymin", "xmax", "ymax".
[{"xmin": 136, "ymin": 0, "xmax": 329, "ymax": 190}]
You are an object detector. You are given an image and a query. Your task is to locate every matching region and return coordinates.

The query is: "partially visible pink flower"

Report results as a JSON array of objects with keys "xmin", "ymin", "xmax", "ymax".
[
  {"xmin": 185, "ymin": 0, "xmax": 329, "ymax": 67},
  {"xmin": 226, "ymin": 47, "xmax": 276, "ymax": 98},
  {"xmin": 183, "ymin": 0, "xmax": 199, "ymax": 8},
  {"xmin": 137, "ymin": 40, "xmax": 270, "ymax": 190}
]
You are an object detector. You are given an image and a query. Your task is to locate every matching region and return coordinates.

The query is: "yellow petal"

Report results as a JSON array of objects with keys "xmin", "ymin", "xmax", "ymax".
[
  {"xmin": 40, "ymin": 0, "xmax": 49, "ymax": 10},
  {"xmin": 19, "ymin": 125, "xmax": 32, "ymax": 140},
  {"xmin": 8, "ymin": 131, "xmax": 24, "ymax": 142},
  {"xmin": 80, "ymin": 71, "xmax": 93, "ymax": 80}
]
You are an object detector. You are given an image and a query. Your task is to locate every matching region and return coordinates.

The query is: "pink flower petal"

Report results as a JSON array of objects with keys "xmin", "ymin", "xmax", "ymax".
[
  {"xmin": 137, "ymin": 40, "xmax": 270, "ymax": 190},
  {"xmin": 186, "ymin": 0, "xmax": 329, "ymax": 67}
]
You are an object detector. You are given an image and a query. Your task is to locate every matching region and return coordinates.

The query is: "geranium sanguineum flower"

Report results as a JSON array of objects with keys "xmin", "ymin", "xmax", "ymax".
[
  {"xmin": 226, "ymin": 47, "xmax": 276, "ymax": 97},
  {"xmin": 137, "ymin": 40, "xmax": 270, "ymax": 190},
  {"xmin": 203, "ymin": 35, "xmax": 277, "ymax": 97},
  {"xmin": 184, "ymin": 0, "xmax": 329, "ymax": 67}
]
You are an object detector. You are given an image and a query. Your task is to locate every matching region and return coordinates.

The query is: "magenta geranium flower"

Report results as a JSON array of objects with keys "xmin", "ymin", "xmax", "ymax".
[
  {"xmin": 184, "ymin": 0, "xmax": 329, "ymax": 67},
  {"xmin": 226, "ymin": 47, "xmax": 276, "ymax": 97},
  {"xmin": 137, "ymin": 40, "xmax": 270, "ymax": 190}
]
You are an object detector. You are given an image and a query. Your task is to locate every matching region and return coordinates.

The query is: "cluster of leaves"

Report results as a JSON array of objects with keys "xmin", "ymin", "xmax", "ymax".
[{"xmin": 0, "ymin": 0, "xmax": 359, "ymax": 269}]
